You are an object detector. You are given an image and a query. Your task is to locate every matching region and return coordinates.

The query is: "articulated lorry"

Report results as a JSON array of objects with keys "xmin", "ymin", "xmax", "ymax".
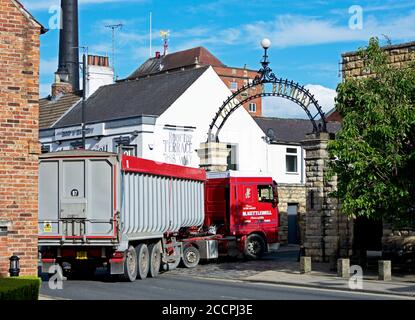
[{"xmin": 38, "ymin": 151, "xmax": 279, "ymax": 281}]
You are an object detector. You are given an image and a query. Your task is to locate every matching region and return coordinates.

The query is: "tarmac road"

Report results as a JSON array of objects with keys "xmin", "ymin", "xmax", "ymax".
[{"xmin": 40, "ymin": 272, "xmax": 410, "ymax": 301}]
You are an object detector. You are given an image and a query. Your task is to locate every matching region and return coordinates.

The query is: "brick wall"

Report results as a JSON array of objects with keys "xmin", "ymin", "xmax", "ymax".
[
  {"xmin": 213, "ymin": 66, "xmax": 263, "ymax": 117},
  {"xmin": 0, "ymin": 0, "xmax": 42, "ymax": 277}
]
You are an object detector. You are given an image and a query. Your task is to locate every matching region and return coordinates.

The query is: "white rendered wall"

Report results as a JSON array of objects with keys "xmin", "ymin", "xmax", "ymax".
[
  {"xmin": 87, "ymin": 65, "xmax": 114, "ymax": 98},
  {"xmin": 266, "ymin": 144, "xmax": 305, "ymax": 184},
  {"xmin": 149, "ymin": 66, "xmax": 269, "ymax": 173}
]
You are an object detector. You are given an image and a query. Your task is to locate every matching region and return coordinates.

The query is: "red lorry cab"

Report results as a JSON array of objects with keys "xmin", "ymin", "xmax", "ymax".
[{"xmin": 205, "ymin": 172, "xmax": 280, "ymax": 254}]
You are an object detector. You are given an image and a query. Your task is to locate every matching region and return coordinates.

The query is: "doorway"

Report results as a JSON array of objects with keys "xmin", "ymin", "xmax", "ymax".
[{"xmin": 287, "ymin": 204, "xmax": 299, "ymax": 244}]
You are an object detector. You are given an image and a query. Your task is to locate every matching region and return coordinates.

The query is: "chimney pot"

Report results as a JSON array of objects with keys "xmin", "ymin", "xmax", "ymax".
[
  {"xmin": 87, "ymin": 54, "xmax": 110, "ymax": 67},
  {"xmin": 155, "ymin": 51, "xmax": 161, "ymax": 59}
]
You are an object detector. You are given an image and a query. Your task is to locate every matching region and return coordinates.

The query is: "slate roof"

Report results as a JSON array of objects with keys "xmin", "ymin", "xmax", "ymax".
[
  {"xmin": 54, "ymin": 66, "xmax": 209, "ymax": 128},
  {"xmin": 253, "ymin": 117, "xmax": 342, "ymax": 144},
  {"xmin": 39, "ymin": 92, "xmax": 82, "ymax": 129},
  {"xmin": 126, "ymin": 47, "xmax": 225, "ymax": 80}
]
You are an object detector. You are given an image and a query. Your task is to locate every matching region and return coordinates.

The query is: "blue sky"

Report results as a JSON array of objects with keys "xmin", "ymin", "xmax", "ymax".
[{"xmin": 21, "ymin": 0, "xmax": 415, "ymax": 117}]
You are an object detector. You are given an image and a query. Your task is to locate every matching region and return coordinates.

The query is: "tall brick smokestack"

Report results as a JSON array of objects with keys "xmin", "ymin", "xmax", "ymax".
[{"xmin": 56, "ymin": 0, "xmax": 80, "ymax": 91}]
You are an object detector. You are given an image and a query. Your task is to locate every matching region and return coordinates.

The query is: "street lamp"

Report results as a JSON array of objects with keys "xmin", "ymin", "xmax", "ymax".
[
  {"xmin": 261, "ymin": 38, "xmax": 271, "ymax": 50},
  {"xmin": 81, "ymin": 52, "xmax": 87, "ymax": 149},
  {"xmin": 260, "ymin": 38, "xmax": 271, "ymax": 67},
  {"xmin": 57, "ymin": 68, "xmax": 70, "ymax": 83},
  {"xmin": 256, "ymin": 38, "xmax": 276, "ymax": 83},
  {"xmin": 9, "ymin": 255, "xmax": 20, "ymax": 277}
]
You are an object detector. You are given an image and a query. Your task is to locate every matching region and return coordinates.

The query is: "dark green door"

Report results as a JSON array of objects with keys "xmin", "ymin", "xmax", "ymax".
[{"xmin": 288, "ymin": 204, "xmax": 299, "ymax": 244}]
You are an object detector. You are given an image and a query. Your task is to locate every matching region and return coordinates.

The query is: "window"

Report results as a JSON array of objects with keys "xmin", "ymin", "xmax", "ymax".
[
  {"xmin": 286, "ymin": 148, "xmax": 298, "ymax": 173},
  {"xmin": 41, "ymin": 145, "xmax": 51, "ymax": 154},
  {"xmin": 258, "ymin": 185, "xmax": 275, "ymax": 203},
  {"xmin": 230, "ymin": 82, "xmax": 238, "ymax": 91},
  {"xmin": 118, "ymin": 145, "xmax": 137, "ymax": 157},
  {"xmin": 227, "ymin": 144, "xmax": 238, "ymax": 171},
  {"xmin": 248, "ymin": 103, "xmax": 257, "ymax": 113}
]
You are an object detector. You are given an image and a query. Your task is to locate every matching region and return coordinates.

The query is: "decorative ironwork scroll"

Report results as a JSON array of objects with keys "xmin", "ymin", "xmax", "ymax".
[{"xmin": 208, "ymin": 48, "xmax": 328, "ymax": 142}]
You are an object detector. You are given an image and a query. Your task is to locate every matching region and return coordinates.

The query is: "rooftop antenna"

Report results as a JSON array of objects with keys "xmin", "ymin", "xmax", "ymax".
[
  {"xmin": 149, "ymin": 12, "xmax": 153, "ymax": 58},
  {"xmin": 160, "ymin": 30, "xmax": 170, "ymax": 56},
  {"xmin": 105, "ymin": 23, "xmax": 123, "ymax": 81}
]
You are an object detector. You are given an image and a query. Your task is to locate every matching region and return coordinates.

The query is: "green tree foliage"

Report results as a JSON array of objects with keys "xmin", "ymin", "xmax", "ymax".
[{"xmin": 328, "ymin": 38, "xmax": 415, "ymax": 228}]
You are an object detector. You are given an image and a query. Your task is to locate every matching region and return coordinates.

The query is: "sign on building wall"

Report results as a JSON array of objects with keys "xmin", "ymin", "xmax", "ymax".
[
  {"xmin": 162, "ymin": 129, "xmax": 194, "ymax": 166},
  {"xmin": 55, "ymin": 123, "xmax": 105, "ymax": 141}
]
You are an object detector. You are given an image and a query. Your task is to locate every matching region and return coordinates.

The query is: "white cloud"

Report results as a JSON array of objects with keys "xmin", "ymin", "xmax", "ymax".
[
  {"xmin": 305, "ymin": 84, "xmax": 337, "ymax": 113},
  {"xmin": 263, "ymin": 84, "xmax": 337, "ymax": 119},
  {"xmin": 134, "ymin": 10, "xmax": 415, "ymax": 55},
  {"xmin": 242, "ymin": 12, "xmax": 415, "ymax": 49},
  {"xmin": 20, "ymin": 0, "xmax": 147, "ymax": 11}
]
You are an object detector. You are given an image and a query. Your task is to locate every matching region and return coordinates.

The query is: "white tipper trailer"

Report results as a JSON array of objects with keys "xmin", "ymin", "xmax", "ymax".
[{"xmin": 38, "ymin": 150, "xmax": 218, "ymax": 281}]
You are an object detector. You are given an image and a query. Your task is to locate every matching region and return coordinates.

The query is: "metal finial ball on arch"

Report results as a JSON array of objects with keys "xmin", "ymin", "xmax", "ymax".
[{"xmin": 207, "ymin": 40, "xmax": 328, "ymax": 143}]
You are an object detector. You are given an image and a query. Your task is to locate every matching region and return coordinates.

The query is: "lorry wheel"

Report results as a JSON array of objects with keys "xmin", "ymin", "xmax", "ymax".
[
  {"xmin": 245, "ymin": 234, "xmax": 266, "ymax": 260},
  {"xmin": 136, "ymin": 243, "xmax": 150, "ymax": 280},
  {"xmin": 120, "ymin": 246, "xmax": 138, "ymax": 282},
  {"xmin": 148, "ymin": 243, "xmax": 161, "ymax": 278},
  {"xmin": 181, "ymin": 246, "xmax": 200, "ymax": 268}
]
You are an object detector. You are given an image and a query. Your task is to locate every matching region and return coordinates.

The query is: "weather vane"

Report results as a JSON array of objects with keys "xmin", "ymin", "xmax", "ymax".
[{"xmin": 160, "ymin": 30, "xmax": 170, "ymax": 56}]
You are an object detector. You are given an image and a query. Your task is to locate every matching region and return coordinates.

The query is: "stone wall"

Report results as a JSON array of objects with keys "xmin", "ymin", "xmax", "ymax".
[
  {"xmin": 0, "ymin": 0, "xmax": 43, "ymax": 276},
  {"xmin": 342, "ymin": 41, "xmax": 415, "ymax": 80},
  {"xmin": 382, "ymin": 224, "xmax": 415, "ymax": 261},
  {"xmin": 302, "ymin": 133, "xmax": 353, "ymax": 263},
  {"xmin": 342, "ymin": 41, "xmax": 415, "ymax": 258},
  {"xmin": 277, "ymin": 184, "xmax": 306, "ymax": 245}
]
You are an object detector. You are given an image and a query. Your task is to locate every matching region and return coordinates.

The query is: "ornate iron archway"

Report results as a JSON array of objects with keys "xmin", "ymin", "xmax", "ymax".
[{"xmin": 208, "ymin": 40, "xmax": 328, "ymax": 142}]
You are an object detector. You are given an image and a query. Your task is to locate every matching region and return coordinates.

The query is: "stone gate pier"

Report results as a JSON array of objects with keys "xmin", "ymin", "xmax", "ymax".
[
  {"xmin": 302, "ymin": 132, "xmax": 353, "ymax": 263},
  {"xmin": 197, "ymin": 142, "xmax": 230, "ymax": 172}
]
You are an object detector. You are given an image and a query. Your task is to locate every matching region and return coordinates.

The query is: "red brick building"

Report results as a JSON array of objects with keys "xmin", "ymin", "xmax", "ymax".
[
  {"xmin": 127, "ymin": 47, "xmax": 263, "ymax": 116},
  {"xmin": 213, "ymin": 65, "xmax": 262, "ymax": 116},
  {"xmin": 0, "ymin": 0, "xmax": 46, "ymax": 277}
]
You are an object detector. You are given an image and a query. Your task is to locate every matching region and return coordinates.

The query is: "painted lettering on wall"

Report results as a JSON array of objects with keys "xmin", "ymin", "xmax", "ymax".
[
  {"xmin": 92, "ymin": 144, "xmax": 109, "ymax": 152},
  {"xmin": 163, "ymin": 132, "xmax": 193, "ymax": 166}
]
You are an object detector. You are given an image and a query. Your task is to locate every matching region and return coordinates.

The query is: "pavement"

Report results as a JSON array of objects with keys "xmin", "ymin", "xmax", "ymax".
[
  {"xmin": 241, "ymin": 245, "xmax": 415, "ymax": 298},
  {"xmin": 244, "ymin": 271, "xmax": 415, "ymax": 298},
  {"xmin": 165, "ymin": 244, "xmax": 415, "ymax": 298},
  {"xmin": 39, "ymin": 245, "xmax": 415, "ymax": 300}
]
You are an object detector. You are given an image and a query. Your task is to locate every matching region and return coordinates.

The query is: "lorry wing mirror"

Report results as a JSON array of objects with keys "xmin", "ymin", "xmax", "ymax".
[{"xmin": 272, "ymin": 181, "xmax": 279, "ymax": 207}]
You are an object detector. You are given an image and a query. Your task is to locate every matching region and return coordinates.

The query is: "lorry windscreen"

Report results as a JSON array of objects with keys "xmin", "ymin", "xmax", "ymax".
[{"xmin": 257, "ymin": 185, "xmax": 275, "ymax": 203}]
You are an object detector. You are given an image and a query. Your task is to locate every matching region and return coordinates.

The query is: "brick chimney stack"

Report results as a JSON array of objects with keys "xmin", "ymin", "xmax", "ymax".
[
  {"xmin": 86, "ymin": 54, "xmax": 114, "ymax": 98},
  {"xmin": 51, "ymin": 73, "xmax": 73, "ymax": 98}
]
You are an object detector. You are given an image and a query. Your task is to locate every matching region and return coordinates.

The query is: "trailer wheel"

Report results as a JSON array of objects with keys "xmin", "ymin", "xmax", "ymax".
[
  {"xmin": 120, "ymin": 246, "xmax": 138, "ymax": 282},
  {"xmin": 148, "ymin": 243, "xmax": 161, "ymax": 278},
  {"xmin": 244, "ymin": 234, "xmax": 266, "ymax": 260},
  {"xmin": 181, "ymin": 246, "xmax": 200, "ymax": 269},
  {"xmin": 136, "ymin": 243, "xmax": 150, "ymax": 280}
]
